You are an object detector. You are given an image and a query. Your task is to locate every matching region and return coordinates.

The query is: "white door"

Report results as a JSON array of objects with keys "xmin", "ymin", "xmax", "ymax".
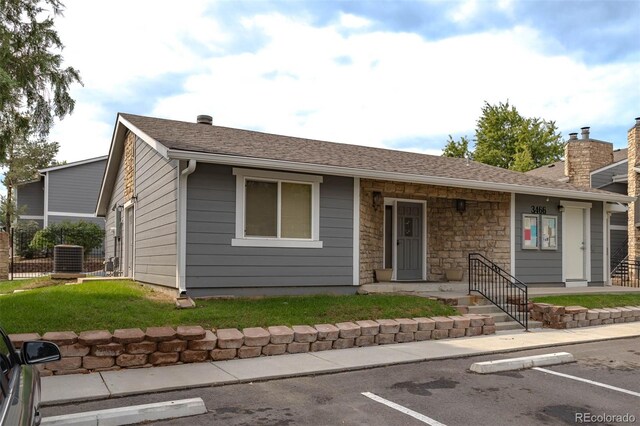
[{"xmin": 565, "ymin": 207, "xmax": 585, "ymax": 280}]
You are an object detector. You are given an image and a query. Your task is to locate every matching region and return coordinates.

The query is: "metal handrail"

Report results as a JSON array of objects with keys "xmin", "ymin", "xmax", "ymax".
[
  {"xmin": 468, "ymin": 253, "xmax": 528, "ymax": 330},
  {"xmin": 610, "ymin": 259, "xmax": 640, "ymax": 287},
  {"xmin": 610, "ymin": 238, "xmax": 628, "ymax": 274}
]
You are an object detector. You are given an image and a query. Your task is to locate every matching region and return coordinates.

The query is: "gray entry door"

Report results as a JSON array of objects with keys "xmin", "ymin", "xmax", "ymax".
[{"xmin": 396, "ymin": 202, "xmax": 423, "ymax": 280}]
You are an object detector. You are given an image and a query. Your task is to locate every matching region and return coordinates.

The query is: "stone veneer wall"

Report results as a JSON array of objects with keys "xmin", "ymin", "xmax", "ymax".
[
  {"xmin": 628, "ymin": 118, "xmax": 640, "ymax": 263},
  {"xmin": 360, "ymin": 179, "xmax": 510, "ymax": 285},
  {"xmin": 564, "ymin": 139, "xmax": 613, "ymax": 187},
  {"xmin": 8, "ymin": 314, "xmax": 496, "ymax": 376},
  {"xmin": 531, "ymin": 303, "xmax": 640, "ymax": 329},
  {"xmin": 124, "ymin": 131, "xmax": 135, "ymax": 201}
]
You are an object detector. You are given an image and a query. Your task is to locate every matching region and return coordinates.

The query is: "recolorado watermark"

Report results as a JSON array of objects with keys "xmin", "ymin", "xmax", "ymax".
[{"xmin": 575, "ymin": 412, "xmax": 636, "ymax": 423}]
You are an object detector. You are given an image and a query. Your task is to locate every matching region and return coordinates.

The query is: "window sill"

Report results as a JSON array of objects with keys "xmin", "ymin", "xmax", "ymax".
[{"xmin": 231, "ymin": 238, "xmax": 323, "ymax": 248}]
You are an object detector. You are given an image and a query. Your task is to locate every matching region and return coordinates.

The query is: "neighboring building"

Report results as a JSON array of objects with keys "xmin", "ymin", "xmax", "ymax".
[
  {"xmin": 96, "ymin": 113, "xmax": 634, "ymax": 297},
  {"xmin": 527, "ymin": 125, "xmax": 632, "ymax": 271},
  {"xmin": 16, "ymin": 156, "xmax": 108, "ymax": 229}
]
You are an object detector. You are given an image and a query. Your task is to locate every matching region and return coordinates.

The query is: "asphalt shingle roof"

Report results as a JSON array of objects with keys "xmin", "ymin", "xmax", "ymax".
[{"xmin": 120, "ymin": 113, "xmax": 625, "ymax": 198}]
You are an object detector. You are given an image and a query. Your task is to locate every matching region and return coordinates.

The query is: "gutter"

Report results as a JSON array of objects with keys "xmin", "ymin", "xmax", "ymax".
[{"xmin": 166, "ymin": 149, "xmax": 633, "ymax": 204}]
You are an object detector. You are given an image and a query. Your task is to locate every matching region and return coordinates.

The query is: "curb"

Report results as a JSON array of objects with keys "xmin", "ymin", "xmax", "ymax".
[
  {"xmin": 469, "ymin": 352, "xmax": 575, "ymax": 374},
  {"xmin": 40, "ymin": 397, "xmax": 206, "ymax": 425}
]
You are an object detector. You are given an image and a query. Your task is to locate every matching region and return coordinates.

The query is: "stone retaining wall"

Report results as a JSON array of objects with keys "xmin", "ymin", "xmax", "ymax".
[
  {"xmin": 9, "ymin": 314, "xmax": 496, "ymax": 376},
  {"xmin": 531, "ymin": 303, "xmax": 640, "ymax": 329}
]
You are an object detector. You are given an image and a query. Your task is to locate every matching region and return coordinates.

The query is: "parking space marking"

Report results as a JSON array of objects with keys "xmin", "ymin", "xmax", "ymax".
[
  {"xmin": 361, "ymin": 392, "xmax": 447, "ymax": 426},
  {"xmin": 532, "ymin": 367, "xmax": 640, "ymax": 398}
]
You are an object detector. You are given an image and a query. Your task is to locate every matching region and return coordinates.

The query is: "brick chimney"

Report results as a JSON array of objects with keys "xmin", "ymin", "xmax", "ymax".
[
  {"xmin": 564, "ymin": 126, "xmax": 613, "ymax": 187},
  {"xmin": 627, "ymin": 117, "xmax": 640, "ymax": 263}
]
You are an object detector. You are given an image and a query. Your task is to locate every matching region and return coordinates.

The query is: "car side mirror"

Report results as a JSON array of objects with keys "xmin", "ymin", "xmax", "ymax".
[
  {"xmin": 21, "ymin": 341, "xmax": 61, "ymax": 365},
  {"xmin": 0, "ymin": 353, "xmax": 9, "ymax": 375}
]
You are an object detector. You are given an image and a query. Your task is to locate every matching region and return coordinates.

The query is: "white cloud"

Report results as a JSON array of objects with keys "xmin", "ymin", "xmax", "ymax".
[
  {"xmin": 48, "ymin": 99, "xmax": 112, "ymax": 161},
  {"xmin": 154, "ymin": 15, "xmax": 639, "ymax": 151},
  {"xmin": 449, "ymin": 0, "xmax": 480, "ymax": 23},
  {"xmin": 338, "ymin": 13, "xmax": 372, "ymax": 29},
  {"xmin": 43, "ymin": 3, "xmax": 639, "ymax": 168}
]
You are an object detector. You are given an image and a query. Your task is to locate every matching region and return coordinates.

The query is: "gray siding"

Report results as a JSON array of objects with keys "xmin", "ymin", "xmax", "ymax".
[
  {"xmin": 591, "ymin": 202, "xmax": 603, "ymax": 283},
  {"xmin": 48, "ymin": 160, "xmax": 106, "ymax": 214},
  {"xmin": 514, "ymin": 195, "xmax": 563, "ymax": 283},
  {"xmin": 185, "ymin": 164, "xmax": 354, "ymax": 296},
  {"xmin": 17, "ymin": 180, "xmax": 44, "ymax": 216},
  {"xmin": 591, "ymin": 161, "xmax": 627, "ymax": 190},
  {"xmin": 133, "ymin": 138, "xmax": 178, "ymax": 288},
  {"xmin": 514, "ymin": 195, "xmax": 605, "ymax": 284}
]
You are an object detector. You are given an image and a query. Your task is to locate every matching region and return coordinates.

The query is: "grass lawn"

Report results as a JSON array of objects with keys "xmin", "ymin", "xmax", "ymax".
[
  {"xmin": 0, "ymin": 280, "xmax": 457, "ymax": 334},
  {"xmin": 531, "ymin": 293, "xmax": 640, "ymax": 309},
  {"xmin": 0, "ymin": 277, "xmax": 68, "ymax": 294}
]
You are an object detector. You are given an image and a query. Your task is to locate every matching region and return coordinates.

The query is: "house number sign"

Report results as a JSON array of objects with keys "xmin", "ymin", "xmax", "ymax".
[{"xmin": 530, "ymin": 205, "xmax": 547, "ymax": 214}]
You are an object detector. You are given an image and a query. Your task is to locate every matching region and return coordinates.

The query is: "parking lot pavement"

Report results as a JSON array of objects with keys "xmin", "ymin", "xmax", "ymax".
[{"xmin": 41, "ymin": 337, "xmax": 640, "ymax": 425}]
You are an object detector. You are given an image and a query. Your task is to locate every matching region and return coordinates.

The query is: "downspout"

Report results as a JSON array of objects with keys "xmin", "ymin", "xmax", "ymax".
[
  {"xmin": 178, "ymin": 159, "xmax": 197, "ymax": 294},
  {"xmin": 43, "ymin": 172, "xmax": 49, "ymax": 227}
]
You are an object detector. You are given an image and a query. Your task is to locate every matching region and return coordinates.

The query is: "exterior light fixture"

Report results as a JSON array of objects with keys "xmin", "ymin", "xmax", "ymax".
[
  {"xmin": 455, "ymin": 199, "xmax": 466, "ymax": 213},
  {"xmin": 373, "ymin": 191, "xmax": 383, "ymax": 211}
]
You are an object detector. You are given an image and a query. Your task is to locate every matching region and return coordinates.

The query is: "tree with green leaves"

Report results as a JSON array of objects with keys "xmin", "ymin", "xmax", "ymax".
[
  {"xmin": 473, "ymin": 101, "xmax": 563, "ymax": 171},
  {"xmin": 442, "ymin": 135, "xmax": 471, "ymax": 159},
  {"xmin": 1, "ymin": 0, "xmax": 81, "ymax": 229},
  {"xmin": 1, "ymin": 138, "xmax": 59, "ymax": 228},
  {"xmin": 442, "ymin": 101, "xmax": 563, "ymax": 172}
]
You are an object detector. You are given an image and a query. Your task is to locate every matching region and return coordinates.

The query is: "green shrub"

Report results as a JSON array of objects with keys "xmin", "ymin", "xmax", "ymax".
[
  {"xmin": 30, "ymin": 221, "xmax": 104, "ymax": 255},
  {"xmin": 13, "ymin": 220, "xmax": 41, "ymax": 258}
]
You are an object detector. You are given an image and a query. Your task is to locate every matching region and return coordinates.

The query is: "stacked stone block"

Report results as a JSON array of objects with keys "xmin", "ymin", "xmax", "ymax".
[
  {"xmin": 628, "ymin": 118, "xmax": 640, "ymax": 264},
  {"xmin": 8, "ymin": 314, "xmax": 497, "ymax": 376},
  {"xmin": 531, "ymin": 303, "xmax": 640, "ymax": 329}
]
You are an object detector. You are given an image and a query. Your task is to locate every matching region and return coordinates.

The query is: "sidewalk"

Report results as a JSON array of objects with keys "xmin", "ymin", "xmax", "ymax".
[{"xmin": 41, "ymin": 322, "xmax": 640, "ymax": 406}]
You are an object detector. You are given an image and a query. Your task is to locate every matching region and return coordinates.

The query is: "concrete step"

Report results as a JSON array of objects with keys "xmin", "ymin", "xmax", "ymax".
[
  {"xmin": 496, "ymin": 320, "xmax": 543, "ymax": 331},
  {"xmin": 467, "ymin": 305, "xmax": 501, "ymax": 314},
  {"xmin": 361, "ymin": 282, "xmax": 468, "ymax": 294}
]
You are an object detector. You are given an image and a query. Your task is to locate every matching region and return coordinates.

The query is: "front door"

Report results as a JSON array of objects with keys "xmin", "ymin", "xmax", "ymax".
[
  {"xmin": 396, "ymin": 202, "xmax": 423, "ymax": 280},
  {"xmin": 565, "ymin": 206, "xmax": 585, "ymax": 280}
]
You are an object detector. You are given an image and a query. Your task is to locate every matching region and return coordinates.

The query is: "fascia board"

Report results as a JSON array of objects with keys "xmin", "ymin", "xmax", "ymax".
[
  {"xmin": 39, "ymin": 156, "xmax": 108, "ymax": 173},
  {"xmin": 96, "ymin": 115, "xmax": 170, "ymax": 216},
  {"xmin": 118, "ymin": 115, "xmax": 169, "ymax": 158},
  {"xmin": 167, "ymin": 149, "xmax": 633, "ymax": 204}
]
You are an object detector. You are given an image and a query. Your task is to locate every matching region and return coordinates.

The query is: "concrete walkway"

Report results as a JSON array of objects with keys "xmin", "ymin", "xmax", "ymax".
[{"xmin": 41, "ymin": 322, "xmax": 640, "ymax": 406}]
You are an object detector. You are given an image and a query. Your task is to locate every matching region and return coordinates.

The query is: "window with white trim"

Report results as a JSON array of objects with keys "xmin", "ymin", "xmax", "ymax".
[{"xmin": 232, "ymin": 168, "xmax": 323, "ymax": 248}]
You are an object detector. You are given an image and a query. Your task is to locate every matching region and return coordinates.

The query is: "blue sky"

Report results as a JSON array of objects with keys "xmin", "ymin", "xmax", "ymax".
[{"xmin": 48, "ymin": 0, "xmax": 639, "ymax": 162}]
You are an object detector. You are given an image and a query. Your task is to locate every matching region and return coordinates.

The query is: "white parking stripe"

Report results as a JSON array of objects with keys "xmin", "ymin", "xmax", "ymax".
[
  {"xmin": 361, "ymin": 392, "xmax": 447, "ymax": 426},
  {"xmin": 533, "ymin": 367, "xmax": 640, "ymax": 398}
]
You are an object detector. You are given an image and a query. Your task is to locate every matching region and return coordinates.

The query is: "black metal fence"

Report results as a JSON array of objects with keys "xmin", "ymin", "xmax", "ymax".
[
  {"xmin": 469, "ymin": 253, "xmax": 529, "ymax": 330},
  {"xmin": 611, "ymin": 260, "xmax": 640, "ymax": 287},
  {"xmin": 10, "ymin": 227, "xmax": 105, "ymax": 279}
]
